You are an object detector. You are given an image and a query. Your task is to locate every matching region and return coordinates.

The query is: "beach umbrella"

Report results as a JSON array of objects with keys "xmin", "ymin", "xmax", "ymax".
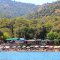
[
  {"xmin": 5, "ymin": 46, "xmax": 10, "ymax": 49},
  {"xmin": 57, "ymin": 46, "xmax": 60, "ymax": 48},
  {"xmin": 44, "ymin": 46, "xmax": 49, "ymax": 48},
  {"xmin": 49, "ymin": 46, "xmax": 53, "ymax": 48},
  {"xmin": 54, "ymin": 46, "xmax": 58, "ymax": 49},
  {"xmin": 26, "ymin": 46, "xmax": 30, "ymax": 49},
  {"xmin": 22, "ymin": 46, "xmax": 26, "ymax": 48},
  {"xmin": 17, "ymin": 46, "xmax": 21, "ymax": 48},
  {"xmin": 35, "ymin": 45, "xmax": 39, "ymax": 48},
  {"xmin": 40, "ymin": 46, "xmax": 45, "ymax": 48},
  {"xmin": 12, "ymin": 46, "xmax": 16, "ymax": 48},
  {"xmin": 54, "ymin": 46, "xmax": 60, "ymax": 49},
  {"xmin": 30, "ymin": 45, "xmax": 34, "ymax": 48}
]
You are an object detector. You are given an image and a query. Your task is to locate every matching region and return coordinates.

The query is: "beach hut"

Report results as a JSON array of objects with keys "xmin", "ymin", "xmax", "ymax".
[{"xmin": 24, "ymin": 40, "xmax": 35, "ymax": 45}]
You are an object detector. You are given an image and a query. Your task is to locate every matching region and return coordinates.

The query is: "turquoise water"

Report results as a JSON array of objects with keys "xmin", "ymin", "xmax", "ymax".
[{"xmin": 0, "ymin": 52, "xmax": 60, "ymax": 60}]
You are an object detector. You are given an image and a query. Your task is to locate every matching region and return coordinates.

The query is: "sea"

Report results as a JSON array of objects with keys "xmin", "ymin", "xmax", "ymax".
[{"xmin": 0, "ymin": 52, "xmax": 60, "ymax": 60}]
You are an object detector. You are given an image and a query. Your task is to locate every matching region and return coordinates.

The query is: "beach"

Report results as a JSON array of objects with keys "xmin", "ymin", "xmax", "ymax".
[{"xmin": 0, "ymin": 43, "xmax": 60, "ymax": 52}]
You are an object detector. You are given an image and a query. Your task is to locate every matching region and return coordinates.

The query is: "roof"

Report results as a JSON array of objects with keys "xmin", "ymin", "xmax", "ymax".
[
  {"xmin": 25, "ymin": 40, "xmax": 35, "ymax": 42},
  {"xmin": 18, "ymin": 38, "xmax": 26, "ymax": 41},
  {"xmin": 6, "ymin": 38, "xmax": 18, "ymax": 41},
  {"xmin": 6, "ymin": 38, "xmax": 26, "ymax": 41}
]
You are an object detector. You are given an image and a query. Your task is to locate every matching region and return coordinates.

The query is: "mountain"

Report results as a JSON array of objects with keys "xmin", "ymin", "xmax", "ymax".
[
  {"xmin": 27, "ymin": 1, "xmax": 60, "ymax": 19},
  {"xmin": 0, "ymin": 0, "xmax": 60, "ymax": 19},
  {"xmin": 0, "ymin": 0, "xmax": 37, "ymax": 18}
]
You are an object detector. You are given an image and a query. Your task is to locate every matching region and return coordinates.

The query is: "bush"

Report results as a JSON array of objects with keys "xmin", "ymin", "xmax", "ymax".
[
  {"xmin": 3, "ymin": 32, "xmax": 10, "ymax": 39},
  {"xmin": 47, "ymin": 31, "xmax": 58, "ymax": 40}
]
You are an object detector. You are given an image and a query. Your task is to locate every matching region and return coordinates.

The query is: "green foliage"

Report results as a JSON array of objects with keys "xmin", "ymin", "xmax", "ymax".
[
  {"xmin": 0, "ymin": 15, "xmax": 60, "ymax": 40},
  {"xmin": 0, "ymin": 31, "xmax": 3, "ymax": 39},
  {"xmin": 3, "ymin": 32, "xmax": 10, "ymax": 39},
  {"xmin": 57, "ymin": 34, "xmax": 60, "ymax": 41},
  {"xmin": 0, "ymin": 31, "xmax": 3, "ymax": 36},
  {"xmin": 47, "ymin": 31, "xmax": 58, "ymax": 40},
  {"xmin": 27, "ymin": 1, "xmax": 60, "ymax": 19},
  {"xmin": 0, "ymin": 0, "xmax": 60, "ymax": 43}
]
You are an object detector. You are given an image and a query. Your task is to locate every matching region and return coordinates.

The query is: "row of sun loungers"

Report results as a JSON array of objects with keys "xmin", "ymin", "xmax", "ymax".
[{"xmin": 0, "ymin": 44, "xmax": 60, "ymax": 52}]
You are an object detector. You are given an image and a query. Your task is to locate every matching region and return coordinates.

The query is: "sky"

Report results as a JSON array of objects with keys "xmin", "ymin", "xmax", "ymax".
[{"xmin": 15, "ymin": 0, "xmax": 57, "ymax": 5}]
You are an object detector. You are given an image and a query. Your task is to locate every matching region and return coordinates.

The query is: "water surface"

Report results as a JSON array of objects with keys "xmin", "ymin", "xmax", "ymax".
[{"xmin": 0, "ymin": 52, "xmax": 60, "ymax": 60}]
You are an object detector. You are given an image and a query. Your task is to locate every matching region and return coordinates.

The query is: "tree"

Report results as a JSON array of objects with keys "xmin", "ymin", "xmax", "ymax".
[
  {"xmin": 47, "ymin": 31, "xmax": 58, "ymax": 40},
  {"xmin": 3, "ymin": 32, "xmax": 10, "ymax": 39},
  {"xmin": 39, "ymin": 26, "xmax": 47, "ymax": 40}
]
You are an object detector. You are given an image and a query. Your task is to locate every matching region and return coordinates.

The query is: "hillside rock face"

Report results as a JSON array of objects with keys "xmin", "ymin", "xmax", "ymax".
[
  {"xmin": 27, "ymin": 1, "xmax": 60, "ymax": 19},
  {"xmin": 0, "ymin": 0, "xmax": 36, "ymax": 18},
  {"xmin": 0, "ymin": 0, "xmax": 60, "ymax": 19}
]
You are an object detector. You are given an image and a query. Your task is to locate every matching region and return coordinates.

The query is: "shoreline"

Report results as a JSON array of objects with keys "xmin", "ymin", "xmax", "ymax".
[
  {"xmin": 0, "ymin": 44, "xmax": 60, "ymax": 52},
  {"xmin": 0, "ymin": 47, "xmax": 60, "ymax": 52}
]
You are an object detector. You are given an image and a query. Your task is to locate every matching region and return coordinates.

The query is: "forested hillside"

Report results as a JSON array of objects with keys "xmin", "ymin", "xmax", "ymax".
[
  {"xmin": 0, "ymin": 15, "xmax": 60, "ymax": 40},
  {"xmin": 0, "ymin": 0, "xmax": 60, "ymax": 42}
]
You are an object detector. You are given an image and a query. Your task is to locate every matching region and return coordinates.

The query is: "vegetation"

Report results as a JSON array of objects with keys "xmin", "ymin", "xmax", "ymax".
[
  {"xmin": 0, "ymin": 15, "xmax": 60, "ymax": 41},
  {"xmin": 27, "ymin": 1, "xmax": 60, "ymax": 19},
  {"xmin": 47, "ymin": 31, "xmax": 58, "ymax": 40},
  {"xmin": 0, "ymin": 0, "xmax": 60, "ymax": 45}
]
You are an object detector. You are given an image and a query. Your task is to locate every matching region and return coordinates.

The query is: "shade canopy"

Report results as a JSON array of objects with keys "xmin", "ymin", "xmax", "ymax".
[
  {"xmin": 6, "ymin": 38, "xmax": 26, "ymax": 41},
  {"xmin": 19, "ymin": 38, "xmax": 26, "ymax": 41},
  {"xmin": 6, "ymin": 38, "xmax": 18, "ymax": 41}
]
